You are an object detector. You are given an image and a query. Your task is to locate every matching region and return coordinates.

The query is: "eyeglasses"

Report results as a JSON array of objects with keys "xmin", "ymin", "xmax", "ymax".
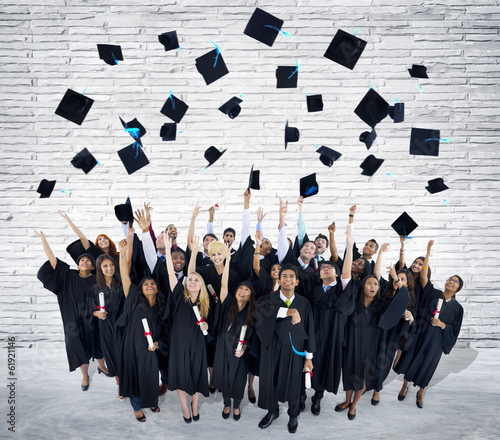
[{"xmin": 446, "ymin": 277, "xmax": 460, "ymax": 284}]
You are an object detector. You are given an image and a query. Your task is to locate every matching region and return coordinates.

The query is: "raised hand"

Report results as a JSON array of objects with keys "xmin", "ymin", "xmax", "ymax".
[
  {"xmin": 400, "ymin": 235, "xmax": 407, "ymax": 246},
  {"xmin": 427, "ymin": 240, "xmax": 434, "ymax": 252},
  {"xmin": 257, "ymin": 207, "xmax": 267, "ymax": 223},
  {"xmin": 349, "ymin": 205, "xmax": 357, "ymax": 216},
  {"xmin": 34, "ymin": 229, "xmax": 45, "ymax": 238},
  {"xmin": 345, "ymin": 224, "xmax": 353, "ymax": 246},
  {"xmin": 134, "ymin": 209, "xmax": 150, "ymax": 232},
  {"xmin": 243, "ymin": 188, "xmax": 251, "ymax": 200},
  {"xmin": 380, "ymin": 242, "xmax": 389, "ymax": 253},
  {"xmin": 297, "ymin": 196, "xmax": 304, "ymax": 213},
  {"xmin": 190, "ymin": 235, "xmax": 202, "ymax": 254},
  {"xmin": 118, "ymin": 239, "xmax": 128, "ymax": 253},
  {"xmin": 327, "ymin": 221, "xmax": 336, "ymax": 233},
  {"xmin": 279, "ymin": 197, "xmax": 288, "ymax": 216},
  {"xmin": 208, "ymin": 205, "xmax": 215, "ymax": 222},
  {"xmin": 192, "ymin": 203, "xmax": 201, "ymax": 219},
  {"xmin": 144, "ymin": 202, "xmax": 153, "ymax": 222},
  {"xmin": 165, "ymin": 234, "xmax": 173, "ymax": 250},
  {"xmin": 387, "ymin": 264, "xmax": 398, "ymax": 281},
  {"xmin": 58, "ymin": 210, "xmax": 70, "ymax": 221}
]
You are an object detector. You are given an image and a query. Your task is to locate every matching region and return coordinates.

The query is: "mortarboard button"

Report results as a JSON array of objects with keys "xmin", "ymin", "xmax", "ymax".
[
  {"xmin": 219, "ymin": 96, "xmax": 242, "ymax": 119},
  {"xmin": 391, "ymin": 212, "xmax": 418, "ymax": 237},
  {"xmin": 160, "ymin": 94, "xmax": 189, "ymax": 123},
  {"xmin": 55, "ymin": 89, "xmax": 94, "ymax": 126},
  {"xmin": 36, "ymin": 179, "xmax": 56, "ymax": 198},
  {"xmin": 248, "ymin": 165, "xmax": 260, "ymax": 190},
  {"xmin": 359, "ymin": 129, "xmax": 377, "ymax": 150},
  {"xmin": 114, "ymin": 199, "xmax": 134, "ymax": 223},
  {"xmin": 97, "ymin": 44, "xmax": 123, "ymax": 66},
  {"xmin": 117, "ymin": 143, "xmax": 150, "ymax": 175},
  {"xmin": 360, "ymin": 154, "xmax": 384, "ymax": 176},
  {"xmin": 354, "ymin": 89, "xmax": 389, "ymax": 128},
  {"xmin": 425, "ymin": 178, "xmax": 449, "ymax": 194},
  {"xmin": 243, "ymin": 8, "xmax": 284, "ymax": 47},
  {"xmin": 306, "ymin": 94, "xmax": 323, "ymax": 112},
  {"xmin": 204, "ymin": 146, "xmax": 226, "ymax": 168},
  {"xmin": 409, "ymin": 128, "xmax": 440, "ymax": 156},
  {"xmin": 388, "ymin": 102, "xmax": 404, "ymax": 123},
  {"xmin": 324, "ymin": 29, "xmax": 367, "ymax": 70},
  {"xmin": 158, "ymin": 31, "xmax": 179, "ymax": 51},
  {"xmin": 300, "ymin": 173, "xmax": 319, "ymax": 198},
  {"xmin": 285, "ymin": 120, "xmax": 300, "ymax": 149},
  {"xmin": 160, "ymin": 123, "xmax": 177, "ymax": 141},
  {"xmin": 71, "ymin": 148, "xmax": 97, "ymax": 174},
  {"xmin": 316, "ymin": 146, "xmax": 342, "ymax": 167},
  {"xmin": 408, "ymin": 64, "xmax": 428, "ymax": 78},
  {"xmin": 195, "ymin": 48, "xmax": 229, "ymax": 85},
  {"xmin": 276, "ymin": 65, "xmax": 298, "ymax": 88}
]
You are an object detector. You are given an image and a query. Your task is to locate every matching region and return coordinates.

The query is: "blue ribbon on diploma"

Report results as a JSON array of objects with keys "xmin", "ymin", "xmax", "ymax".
[
  {"xmin": 289, "ymin": 333, "xmax": 306, "ymax": 357},
  {"xmin": 264, "ymin": 25, "xmax": 292, "ymax": 37}
]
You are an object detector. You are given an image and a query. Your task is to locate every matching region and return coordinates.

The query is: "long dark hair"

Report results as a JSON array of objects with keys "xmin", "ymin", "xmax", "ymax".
[
  {"xmin": 226, "ymin": 282, "xmax": 256, "ymax": 329},
  {"xmin": 412, "ymin": 256, "xmax": 431, "ymax": 281},
  {"xmin": 353, "ymin": 275, "xmax": 382, "ymax": 325},
  {"xmin": 95, "ymin": 254, "xmax": 121, "ymax": 289},
  {"xmin": 137, "ymin": 277, "xmax": 166, "ymax": 316},
  {"xmin": 384, "ymin": 269, "xmax": 416, "ymax": 307}
]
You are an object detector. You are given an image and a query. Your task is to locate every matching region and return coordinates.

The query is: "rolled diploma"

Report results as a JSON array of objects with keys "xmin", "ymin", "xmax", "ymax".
[
  {"xmin": 305, "ymin": 368, "xmax": 312, "ymax": 389},
  {"xmin": 99, "ymin": 292, "xmax": 105, "ymax": 309},
  {"xmin": 434, "ymin": 298, "xmax": 444, "ymax": 319},
  {"xmin": 236, "ymin": 325, "xmax": 248, "ymax": 351},
  {"xmin": 207, "ymin": 284, "xmax": 218, "ymax": 303},
  {"xmin": 142, "ymin": 318, "xmax": 154, "ymax": 348},
  {"xmin": 193, "ymin": 305, "xmax": 208, "ymax": 336}
]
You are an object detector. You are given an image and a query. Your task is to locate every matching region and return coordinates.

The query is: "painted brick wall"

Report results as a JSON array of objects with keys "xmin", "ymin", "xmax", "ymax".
[{"xmin": 1, "ymin": 0, "xmax": 499, "ymax": 348}]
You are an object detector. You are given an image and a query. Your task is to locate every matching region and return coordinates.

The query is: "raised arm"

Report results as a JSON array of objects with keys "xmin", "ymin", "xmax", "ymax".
[
  {"xmin": 34, "ymin": 230, "xmax": 57, "ymax": 269},
  {"xmin": 420, "ymin": 240, "xmax": 434, "ymax": 288},
  {"xmin": 220, "ymin": 246, "xmax": 231, "ymax": 304},
  {"xmin": 297, "ymin": 196, "xmax": 306, "ymax": 248},
  {"xmin": 398, "ymin": 236, "xmax": 406, "ymax": 269},
  {"xmin": 374, "ymin": 242, "xmax": 389, "ymax": 281},
  {"xmin": 58, "ymin": 210, "xmax": 90, "ymax": 250},
  {"xmin": 118, "ymin": 230, "xmax": 134, "ymax": 297},
  {"xmin": 277, "ymin": 197, "xmax": 289, "ymax": 264},
  {"xmin": 342, "ymin": 225, "xmax": 354, "ymax": 279},
  {"xmin": 256, "ymin": 206, "xmax": 266, "ymax": 236},
  {"xmin": 207, "ymin": 205, "xmax": 215, "ymax": 234},
  {"xmin": 188, "ymin": 235, "xmax": 202, "ymax": 276},
  {"xmin": 134, "ymin": 207, "xmax": 156, "ymax": 273},
  {"xmin": 187, "ymin": 203, "xmax": 201, "ymax": 251},
  {"xmin": 164, "ymin": 235, "xmax": 178, "ymax": 293},
  {"xmin": 328, "ymin": 221, "xmax": 338, "ymax": 263},
  {"xmin": 240, "ymin": 189, "xmax": 251, "ymax": 245},
  {"xmin": 253, "ymin": 230, "xmax": 263, "ymax": 277}
]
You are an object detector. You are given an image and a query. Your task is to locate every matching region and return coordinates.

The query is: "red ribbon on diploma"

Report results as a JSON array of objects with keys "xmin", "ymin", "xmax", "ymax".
[
  {"xmin": 433, "ymin": 308, "xmax": 439, "ymax": 316},
  {"xmin": 97, "ymin": 306, "xmax": 106, "ymax": 310},
  {"xmin": 306, "ymin": 371, "xmax": 313, "ymax": 378},
  {"xmin": 196, "ymin": 318, "xmax": 205, "ymax": 325},
  {"xmin": 239, "ymin": 340, "xmax": 246, "ymax": 345},
  {"xmin": 144, "ymin": 331, "xmax": 152, "ymax": 337}
]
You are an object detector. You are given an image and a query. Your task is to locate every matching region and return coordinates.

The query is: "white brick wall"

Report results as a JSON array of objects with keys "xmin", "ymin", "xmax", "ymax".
[{"xmin": 1, "ymin": 0, "xmax": 499, "ymax": 347}]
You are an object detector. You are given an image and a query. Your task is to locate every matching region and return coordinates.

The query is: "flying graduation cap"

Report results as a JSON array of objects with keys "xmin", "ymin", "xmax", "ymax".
[
  {"xmin": 360, "ymin": 154, "xmax": 384, "ymax": 176},
  {"xmin": 248, "ymin": 165, "xmax": 260, "ymax": 190},
  {"xmin": 324, "ymin": 29, "xmax": 367, "ymax": 70},
  {"xmin": 425, "ymin": 178, "xmax": 449, "ymax": 194},
  {"xmin": 204, "ymin": 146, "xmax": 226, "ymax": 168},
  {"xmin": 114, "ymin": 197, "xmax": 134, "ymax": 223},
  {"xmin": 55, "ymin": 89, "xmax": 94, "ymax": 126},
  {"xmin": 408, "ymin": 64, "xmax": 428, "ymax": 78},
  {"xmin": 306, "ymin": 95, "xmax": 323, "ymax": 112},
  {"xmin": 285, "ymin": 120, "xmax": 300, "ymax": 149},
  {"xmin": 161, "ymin": 93, "xmax": 189, "ymax": 123},
  {"xmin": 120, "ymin": 117, "xmax": 147, "ymax": 146},
  {"xmin": 243, "ymin": 8, "xmax": 284, "ymax": 47},
  {"xmin": 276, "ymin": 65, "xmax": 298, "ymax": 88},
  {"xmin": 158, "ymin": 31, "xmax": 179, "ymax": 51},
  {"xmin": 71, "ymin": 148, "xmax": 97, "ymax": 174},
  {"xmin": 160, "ymin": 123, "xmax": 177, "ymax": 141},
  {"xmin": 316, "ymin": 146, "xmax": 342, "ymax": 167},
  {"xmin": 391, "ymin": 212, "xmax": 418, "ymax": 238},
  {"xmin": 359, "ymin": 129, "xmax": 377, "ymax": 150},
  {"xmin": 36, "ymin": 179, "xmax": 56, "ymax": 198},
  {"xmin": 409, "ymin": 128, "xmax": 440, "ymax": 156},
  {"xmin": 97, "ymin": 44, "xmax": 123, "ymax": 66},
  {"xmin": 195, "ymin": 45, "xmax": 229, "ymax": 85},
  {"xmin": 300, "ymin": 173, "xmax": 319, "ymax": 198},
  {"xmin": 117, "ymin": 143, "xmax": 150, "ymax": 175},
  {"xmin": 219, "ymin": 96, "xmax": 243, "ymax": 119},
  {"xmin": 354, "ymin": 89, "xmax": 389, "ymax": 128},
  {"xmin": 388, "ymin": 102, "xmax": 405, "ymax": 123}
]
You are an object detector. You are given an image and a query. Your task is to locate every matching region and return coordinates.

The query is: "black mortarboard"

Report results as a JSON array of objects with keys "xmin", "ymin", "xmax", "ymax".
[
  {"xmin": 36, "ymin": 179, "xmax": 56, "ymax": 198},
  {"xmin": 55, "ymin": 89, "xmax": 94, "ymax": 126},
  {"xmin": 425, "ymin": 178, "xmax": 449, "ymax": 194},
  {"xmin": 119, "ymin": 117, "xmax": 146, "ymax": 140},
  {"xmin": 409, "ymin": 128, "xmax": 440, "ymax": 156},
  {"xmin": 391, "ymin": 212, "xmax": 418, "ymax": 237},
  {"xmin": 360, "ymin": 154, "xmax": 384, "ymax": 176},
  {"xmin": 359, "ymin": 129, "xmax": 377, "ymax": 150},
  {"xmin": 71, "ymin": 148, "xmax": 97, "ymax": 174},
  {"xmin": 354, "ymin": 89, "xmax": 389, "ymax": 128},
  {"xmin": 117, "ymin": 143, "xmax": 150, "ymax": 175},
  {"xmin": 324, "ymin": 29, "xmax": 367, "ymax": 70},
  {"xmin": 306, "ymin": 94, "xmax": 323, "ymax": 112},
  {"xmin": 284, "ymin": 120, "xmax": 300, "ymax": 149},
  {"xmin": 378, "ymin": 288, "xmax": 410, "ymax": 330},
  {"xmin": 97, "ymin": 44, "xmax": 123, "ymax": 66},
  {"xmin": 160, "ymin": 94, "xmax": 189, "ymax": 123},
  {"xmin": 158, "ymin": 31, "xmax": 179, "ymax": 51},
  {"xmin": 66, "ymin": 239, "xmax": 100, "ymax": 265},
  {"xmin": 388, "ymin": 102, "xmax": 404, "ymax": 123},
  {"xmin": 114, "ymin": 199, "xmax": 134, "ymax": 223},
  {"xmin": 195, "ymin": 48, "xmax": 229, "ymax": 85},
  {"xmin": 248, "ymin": 165, "xmax": 260, "ymax": 190},
  {"xmin": 300, "ymin": 173, "xmax": 319, "ymax": 198},
  {"xmin": 243, "ymin": 8, "xmax": 284, "ymax": 47},
  {"xmin": 160, "ymin": 123, "xmax": 177, "ymax": 141},
  {"xmin": 219, "ymin": 96, "xmax": 242, "ymax": 119},
  {"xmin": 204, "ymin": 146, "xmax": 226, "ymax": 168},
  {"xmin": 408, "ymin": 64, "xmax": 428, "ymax": 78},
  {"xmin": 276, "ymin": 65, "xmax": 298, "ymax": 88},
  {"xmin": 316, "ymin": 146, "xmax": 342, "ymax": 167}
]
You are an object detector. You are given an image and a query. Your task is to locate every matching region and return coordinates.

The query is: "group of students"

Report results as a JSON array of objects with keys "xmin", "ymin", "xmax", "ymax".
[{"xmin": 35, "ymin": 191, "xmax": 464, "ymax": 434}]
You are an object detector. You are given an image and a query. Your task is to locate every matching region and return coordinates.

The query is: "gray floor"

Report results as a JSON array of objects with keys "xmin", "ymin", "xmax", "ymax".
[{"xmin": 3, "ymin": 345, "xmax": 500, "ymax": 439}]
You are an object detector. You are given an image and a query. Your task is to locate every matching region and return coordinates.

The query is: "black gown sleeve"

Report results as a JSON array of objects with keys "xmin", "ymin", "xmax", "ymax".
[
  {"xmin": 442, "ymin": 302, "xmax": 463, "ymax": 354},
  {"xmin": 37, "ymin": 258, "xmax": 71, "ymax": 297},
  {"xmin": 330, "ymin": 275, "xmax": 356, "ymax": 315},
  {"xmin": 254, "ymin": 295, "xmax": 281, "ymax": 348},
  {"xmin": 378, "ymin": 286, "xmax": 410, "ymax": 330}
]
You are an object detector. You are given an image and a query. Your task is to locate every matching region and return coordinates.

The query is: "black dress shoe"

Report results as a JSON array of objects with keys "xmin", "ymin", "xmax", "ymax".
[
  {"xmin": 222, "ymin": 408, "xmax": 230, "ymax": 419},
  {"xmin": 371, "ymin": 398, "xmax": 379, "ymax": 406},
  {"xmin": 288, "ymin": 416, "xmax": 298, "ymax": 434},
  {"xmin": 299, "ymin": 394, "xmax": 306, "ymax": 412},
  {"xmin": 248, "ymin": 389, "xmax": 256, "ymax": 404},
  {"xmin": 347, "ymin": 409, "xmax": 356, "ymax": 420},
  {"xmin": 416, "ymin": 392, "xmax": 423, "ymax": 409},
  {"xmin": 258, "ymin": 411, "xmax": 278, "ymax": 429},
  {"xmin": 233, "ymin": 409, "xmax": 241, "ymax": 421},
  {"xmin": 97, "ymin": 367, "xmax": 113, "ymax": 377},
  {"xmin": 209, "ymin": 386, "xmax": 216, "ymax": 394},
  {"xmin": 334, "ymin": 404, "xmax": 348, "ymax": 412},
  {"xmin": 311, "ymin": 396, "xmax": 321, "ymax": 416},
  {"xmin": 398, "ymin": 389, "xmax": 407, "ymax": 401},
  {"xmin": 81, "ymin": 383, "xmax": 89, "ymax": 392}
]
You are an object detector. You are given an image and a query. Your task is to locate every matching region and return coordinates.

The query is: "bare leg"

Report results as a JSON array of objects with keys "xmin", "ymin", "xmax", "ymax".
[
  {"xmin": 372, "ymin": 390, "xmax": 379, "ymax": 402},
  {"xmin": 96, "ymin": 358, "xmax": 109, "ymax": 375},
  {"xmin": 338, "ymin": 390, "xmax": 353, "ymax": 409},
  {"xmin": 349, "ymin": 387, "xmax": 365, "ymax": 416},
  {"xmin": 417, "ymin": 386, "xmax": 425, "ymax": 404},
  {"xmin": 80, "ymin": 363, "xmax": 89, "ymax": 386},
  {"xmin": 192, "ymin": 392, "xmax": 200, "ymax": 417},
  {"xmin": 134, "ymin": 410, "xmax": 145, "ymax": 419},
  {"xmin": 393, "ymin": 349, "xmax": 402, "ymax": 367},
  {"xmin": 399, "ymin": 379, "xmax": 409, "ymax": 398},
  {"xmin": 208, "ymin": 367, "xmax": 214, "ymax": 388},
  {"xmin": 247, "ymin": 374, "xmax": 255, "ymax": 399},
  {"xmin": 177, "ymin": 390, "xmax": 191, "ymax": 419}
]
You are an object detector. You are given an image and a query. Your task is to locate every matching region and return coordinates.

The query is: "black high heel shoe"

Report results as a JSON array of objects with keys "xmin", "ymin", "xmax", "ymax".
[
  {"xmin": 81, "ymin": 383, "xmax": 89, "ymax": 392},
  {"xmin": 233, "ymin": 409, "xmax": 241, "ymax": 421},
  {"xmin": 191, "ymin": 402, "xmax": 199, "ymax": 421},
  {"xmin": 98, "ymin": 367, "xmax": 113, "ymax": 378},
  {"xmin": 248, "ymin": 388, "xmax": 256, "ymax": 404},
  {"xmin": 416, "ymin": 392, "xmax": 424, "ymax": 409},
  {"xmin": 183, "ymin": 416, "xmax": 192, "ymax": 424},
  {"xmin": 222, "ymin": 408, "xmax": 230, "ymax": 419}
]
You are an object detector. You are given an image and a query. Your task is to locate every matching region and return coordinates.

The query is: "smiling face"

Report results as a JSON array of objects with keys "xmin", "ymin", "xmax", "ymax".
[
  {"xmin": 300, "ymin": 242, "xmax": 317, "ymax": 262},
  {"xmin": 363, "ymin": 277, "xmax": 379, "ymax": 299},
  {"xmin": 210, "ymin": 249, "xmax": 225, "ymax": 266},
  {"xmin": 142, "ymin": 278, "xmax": 158, "ymax": 297},
  {"xmin": 315, "ymin": 237, "xmax": 327, "ymax": 255},
  {"xmin": 78, "ymin": 256, "xmax": 94, "ymax": 274},
  {"xmin": 166, "ymin": 224, "xmax": 177, "ymax": 240},
  {"xmin": 445, "ymin": 276, "xmax": 461, "ymax": 293},
  {"xmin": 186, "ymin": 273, "xmax": 202, "ymax": 293},
  {"xmin": 97, "ymin": 235, "xmax": 110, "ymax": 249},
  {"xmin": 235, "ymin": 284, "xmax": 252, "ymax": 304},
  {"xmin": 270, "ymin": 264, "xmax": 281, "ymax": 281},
  {"xmin": 411, "ymin": 258, "xmax": 424, "ymax": 274},
  {"xmin": 156, "ymin": 231, "xmax": 166, "ymax": 252},
  {"xmin": 363, "ymin": 240, "xmax": 378, "ymax": 258},
  {"xmin": 279, "ymin": 269, "xmax": 299, "ymax": 293},
  {"xmin": 171, "ymin": 251, "xmax": 185, "ymax": 272},
  {"xmin": 100, "ymin": 258, "xmax": 115, "ymax": 278},
  {"xmin": 223, "ymin": 231, "xmax": 235, "ymax": 247},
  {"xmin": 351, "ymin": 258, "xmax": 366, "ymax": 275}
]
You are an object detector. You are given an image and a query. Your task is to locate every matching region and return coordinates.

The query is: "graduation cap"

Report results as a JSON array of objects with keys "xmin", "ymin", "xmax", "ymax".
[
  {"xmin": 409, "ymin": 128, "xmax": 440, "ymax": 156},
  {"xmin": 276, "ymin": 65, "xmax": 298, "ymax": 88},
  {"xmin": 284, "ymin": 120, "xmax": 300, "ymax": 149},
  {"xmin": 36, "ymin": 179, "xmax": 56, "ymax": 198},
  {"xmin": 248, "ymin": 165, "xmax": 260, "ymax": 190},
  {"xmin": 408, "ymin": 64, "xmax": 428, "ymax": 78},
  {"xmin": 388, "ymin": 102, "xmax": 404, "ymax": 123},
  {"xmin": 195, "ymin": 47, "xmax": 229, "ymax": 85},
  {"xmin": 425, "ymin": 178, "xmax": 449, "ymax": 194},
  {"xmin": 160, "ymin": 123, "xmax": 177, "ymax": 141},
  {"xmin": 306, "ymin": 94, "xmax": 323, "ymax": 112},
  {"xmin": 114, "ymin": 198, "xmax": 134, "ymax": 223},
  {"xmin": 391, "ymin": 212, "xmax": 418, "ymax": 237},
  {"xmin": 324, "ymin": 29, "xmax": 367, "ymax": 70},
  {"xmin": 97, "ymin": 44, "xmax": 123, "ymax": 66},
  {"xmin": 316, "ymin": 146, "xmax": 342, "ymax": 167},
  {"xmin": 300, "ymin": 173, "xmax": 319, "ymax": 198},
  {"xmin": 158, "ymin": 31, "xmax": 179, "ymax": 51},
  {"xmin": 119, "ymin": 117, "xmax": 146, "ymax": 146},
  {"xmin": 243, "ymin": 7, "xmax": 284, "ymax": 47},
  {"xmin": 359, "ymin": 129, "xmax": 377, "ymax": 150},
  {"xmin": 354, "ymin": 89, "xmax": 389, "ymax": 128},
  {"xmin": 71, "ymin": 148, "xmax": 97, "ymax": 174},
  {"xmin": 160, "ymin": 94, "xmax": 189, "ymax": 123},
  {"xmin": 117, "ymin": 143, "xmax": 150, "ymax": 175},
  {"xmin": 219, "ymin": 96, "xmax": 242, "ymax": 119},
  {"xmin": 360, "ymin": 154, "xmax": 384, "ymax": 176},
  {"xmin": 378, "ymin": 288, "xmax": 410, "ymax": 330},
  {"xmin": 204, "ymin": 146, "xmax": 226, "ymax": 168},
  {"xmin": 275, "ymin": 319, "xmax": 309, "ymax": 346},
  {"xmin": 55, "ymin": 89, "xmax": 94, "ymax": 126}
]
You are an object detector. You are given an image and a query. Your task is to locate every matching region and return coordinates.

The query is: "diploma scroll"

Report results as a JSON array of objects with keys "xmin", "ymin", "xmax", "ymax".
[
  {"xmin": 434, "ymin": 298, "xmax": 444, "ymax": 319},
  {"xmin": 207, "ymin": 284, "xmax": 218, "ymax": 303},
  {"xmin": 236, "ymin": 325, "xmax": 248, "ymax": 351},
  {"xmin": 142, "ymin": 318, "xmax": 154, "ymax": 348},
  {"xmin": 98, "ymin": 292, "xmax": 105, "ymax": 310},
  {"xmin": 305, "ymin": 368, "xmax": 312, "ymax": 389},
  {"xmin": 193, "ymin": 305, "xmax": 208, "ymax": 336}
]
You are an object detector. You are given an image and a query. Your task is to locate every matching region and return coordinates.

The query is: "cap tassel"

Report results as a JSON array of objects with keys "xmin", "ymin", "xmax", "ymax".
[
  {"xmin": 210, "ymin": 40, "xmax": 221, "ymax": 68},
  {"xmin": 288, "ymin": 59, "xmax": 299, "ymax": 79},
  {"xmin": 263, "ymin": 25, "xmax": 292, "ymax": 37}
]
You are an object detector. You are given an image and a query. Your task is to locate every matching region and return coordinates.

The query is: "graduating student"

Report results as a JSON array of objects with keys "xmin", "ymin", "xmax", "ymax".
[
  {"xmin": 255, "ymin": 263, "xmax": 315, "ymax": 434},
  {"xmin": 345, "ymin": 205, "xmax": 378, "ymax": 274},
  {"xmin": 394, "ymin": 240, "xmax": 464, "ymax": 408},
  {"xmin": 187, "ymin": 203, "xmax": 216, "ymax": 267},
  {"xmin": 253, "ymin": 231, "xmax": 281, "ymax": 298},
  {"xmin": 35, "ymin": 229, "xmax": 107, "ymax": 390}
]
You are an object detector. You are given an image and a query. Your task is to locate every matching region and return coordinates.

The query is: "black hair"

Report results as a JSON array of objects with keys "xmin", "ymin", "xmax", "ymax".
[
  {"xmin": 354, "ymin": 275, "xmax": 382, "ymax": 325},
  {"xmin": 95, "ymin": 254, "xmax": 121, "ymax": 289},
  {"xmin": 318, "ymin": 260, "xmax": 340, "ymax": 278},
  {"xmin": 203, "ymin": 233, "xmax": 218, "ymax": 242},
  {"xmin": 451, "ymin": 275, "xmax": 464, "ymax": 294},
  {"xmin": 137, "ymin": 277, "xmax": 166, "ymax": 316},
  {"xmin": 353, "ymin": 257, "xmax": 372, "ymax": 277},
  {"xmin": 279, "ymin": 263, "xmax": 298, "ymax": 279},
  {"xmin": 226, "ymin": 282, "xmax": 256, "ymax": 329},
  {"xmin": 367, "ymin": 239, "xmax": 379, "ymax": 251},
  {"xmin": 76, "ymin": 253, "xmax": 96, "ymax": 268},
  {"xmin": 412, "ymin": 256, "xmax": 432, "ymax": 281},
  {"xmin": 384, "ymin": 269, "xmax": 415, "ymax": 307},
  {"xmin": 223, "ymin": 227, "xmax": 236, "ymax": 238},
  {"xmin": 300, "ymin": 240, "xmax": 318, "ymax": 253},
  {"xmin": 315, "ymin": 233, "xmax": 329, "ymax": 247}
]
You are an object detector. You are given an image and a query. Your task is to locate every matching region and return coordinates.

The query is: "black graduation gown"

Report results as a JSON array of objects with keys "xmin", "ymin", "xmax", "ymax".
[
  {"xmin": 37, "ymin": 259, "xmax": 97, "ymax": 372},
  {"xmin": 228, "ymin": 236, "xmax": 256, "ymax": 282},
  {"xmin": 281, "ymin": 247, "xmax": 319, "ymax": 298},
  {"xmin": 343, "ymin": 286, "xmax": 410, "ymax": 392},
  {"xmin": 164, "ymin": 282, "xmax": 210, "ymax": 397},
  {"xmin": 255, "ymin": 291, "xmax": 315, "ymax": 410},
  {"xmin": 116, "ymin": 284, "xmax": 166, "ymax": 408},
  {"xmin": 88, "ymin": 284, "xmax": 124, "ymax": 377},
  {"xmin": 307, "ymin": 277, "xmax": 355, "ymax": 395}
]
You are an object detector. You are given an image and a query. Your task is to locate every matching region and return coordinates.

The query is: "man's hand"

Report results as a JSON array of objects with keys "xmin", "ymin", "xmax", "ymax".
[
  {"xmin": 134, "ymin": 209, "xmax": 151, "ymax": 233},
  {"xmin": 208, "ymin": 205, "xmax": 215, "ymax": 223},
  {"xmin": 287, "ymin": 308, "xmax": 301, "ymax": 325},
  {"xmin": 144, "ymin": 202, "xmax": 153, "ymax": 223},
  {"xmin": 257, "ymin": 207, "xmax": 267, "ymax": 223},
  {"xmin": 327, "ymin": 221, "xmax": 336, "ymax": 234},
  {"xmin": 303, "ymin": 359, "xmax": 313, "ymax": 373}
]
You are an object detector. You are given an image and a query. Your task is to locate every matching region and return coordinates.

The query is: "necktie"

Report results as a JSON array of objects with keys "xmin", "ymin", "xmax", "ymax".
[
  {"xmin": 286, "ymin": 299, "xmax": 291, "ymax": 307},
  {"xmin": 160, "ymin": 255, "xmax": 166, "ymax": 263},
  {"xmin": 323, "ymin": 285, "xmax": 328, "ymax": 292}
]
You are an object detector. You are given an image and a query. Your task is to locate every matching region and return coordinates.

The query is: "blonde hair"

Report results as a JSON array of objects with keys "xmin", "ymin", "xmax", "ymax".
[
  {"xmin": 208, "ymin": 241, "xmax": 227, "ymax": 259},
  {"xmin": 183, "ymin": 272, "xmax": 210, "ymax": 318}
]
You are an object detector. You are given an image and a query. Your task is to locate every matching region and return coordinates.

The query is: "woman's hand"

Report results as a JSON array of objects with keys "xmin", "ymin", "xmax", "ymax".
[
  {"xmin": 34, "ymin": 229, "xmax": 45, "ymax": 238},
  {"xmin": 431, "ymin": 317, "xmax": 445, "ymax": 329},
  {"xmin": 199, "ymin": 321, "xmax": 209, "ymax": 332},
  {"xmin": 192, "ymin": 203, "xmax": 201, "ymax": 219},
  {"xmin": 427, "ymin": 240, "xmax": 434, "ymax": 252},
  {"xmin": 144, "ymin": 202, "xmax": 153, "ymax": 223},
  {"xmin": 234, "ymin": 346, "xmax": 246, "ymax": 358},
  {"xmin": 148, "ymin": 341, "xmax": 159, "ymax": 352},
  {"xmin": 349, "ymin": 205, "xmax": 357, "ymax": 216},
  {"xmin": 94, "ymin": 310, "xmax": 107, "ymax": 320},
  {"xmin": 404, "ymin": 310, "xmax": 414, "ymax": 324},
  {"xmin": 387, "ymin": 264, "xmax": 398, "ymax": 281},
  {"xmin": 327, "ymin": 221, "xmax": 336, "ymax": 234},
  {"xmin": 190, "ymin": 235, "xmax": 202, "ymax": 255},
  {"xmin": 345, "ymin": 225, "xmax": 353, "ymax": 247},
  {"xmin": 118, "ymin": 239, "xmax": 128, "ymax": 253},
  {"xmin": 58, "ymin": 210, "xmax": 70, "ymax": 221}
]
